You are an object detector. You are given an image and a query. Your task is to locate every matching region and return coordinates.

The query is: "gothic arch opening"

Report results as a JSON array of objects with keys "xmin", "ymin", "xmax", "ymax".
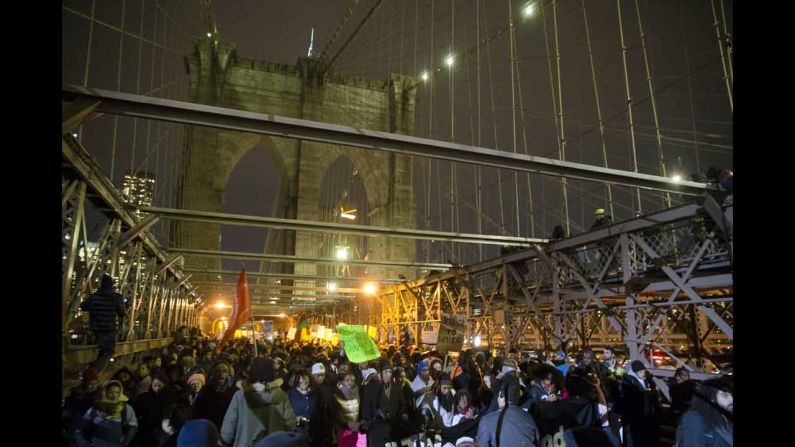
[
  {"xmin": 317, "ymin": 155, "xmax": 369, "ymax": 284},
  {"xmin": 220, "ymin": 143, "xmax": 283, "ymax": 302}
]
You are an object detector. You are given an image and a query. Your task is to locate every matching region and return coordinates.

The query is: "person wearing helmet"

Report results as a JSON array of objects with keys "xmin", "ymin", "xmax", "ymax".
[{"xmin": 590, "ymin": 208, "xmax": 612, "ymax": 232}]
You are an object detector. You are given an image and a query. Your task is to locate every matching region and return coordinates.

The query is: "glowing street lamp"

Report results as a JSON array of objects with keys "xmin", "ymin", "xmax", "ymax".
[
  {"xmin": 445, "ymin": 54, "xmax": 455, "ymax": 67},
  {"xmin": 671, "ymin": 174, "xmax": 682, "ymax": 183},
  {"xmin": 522, "ymin": 2, "xmax": 537, "ymax": 18},
  {"xmin": 214, "ymin": 302, "xmax": 227, "ymax": 310},
  {"xmin": 326, "ymin": 282, "xmax": 338, "ymax": 292},
  {"xmin": 363, "ymin": 282, "xmax": 378, "ymax": 295},
  {"xmin": 421, "ymin": 71, "xmax": 429, "ymax": 82},
  {"xmin": 335, "ymin": 246, "xmax": 350, "ymax": 261}
]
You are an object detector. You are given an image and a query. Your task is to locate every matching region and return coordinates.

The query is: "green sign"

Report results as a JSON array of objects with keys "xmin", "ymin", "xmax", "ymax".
[{"xmin": 336, "ymin": 324, "xmax": 381, "ymax": 364}]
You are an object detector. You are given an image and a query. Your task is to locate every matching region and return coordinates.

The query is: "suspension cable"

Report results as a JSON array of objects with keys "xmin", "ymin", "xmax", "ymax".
[
  {"xmin": 633, "ymin": 0, "xmax": 671, "ymax": 208},
  {"xmin": 709, "ymin": 0, "xmax": 733, "ymax": 113},
  {"xmin": 616, "ymin": 0, "xmax": 642, "ymax": 214},
  {"xmin": 482, "ymin": 3, "xmax": 506, "ymax": 235},
  {"xmin": 581, "ymin": 0, "xmax": 615, "ymax": 219},
  {"xmin": 551, "ymin": 0, "xmax": 572, "ymax": 236},
  {"xmin": 476, "ymin": 0, "xmax": 483, "ymax": 260}
]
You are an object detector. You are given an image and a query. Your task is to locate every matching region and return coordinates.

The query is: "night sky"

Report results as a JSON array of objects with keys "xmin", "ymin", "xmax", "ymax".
[{"xmin": 63, "ymin": 0, "xmax": 733, "ymax": 286}]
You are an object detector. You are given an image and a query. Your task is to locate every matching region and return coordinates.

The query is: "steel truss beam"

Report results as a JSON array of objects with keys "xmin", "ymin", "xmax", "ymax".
[
  {"xmin": 141, "ymin": 206, "xmax": 540, "ymax": 247},
  {"xmin": 171, "ymin": 247, "xmax": 453, "ymax": 269},
  {"xmin": 63, "ymin": 85, "xmax": 712, "ymax": 194},
  {"xmin": 63, "ymin": 136, "xmax": 199, "ymax": 354},
  {"xmin": 181, "ymin": 268, "xmax": 403, "ymax": 284},
  {"xmin": 376, "ymin": 197, "xmax": 733, "ymax": 376}
]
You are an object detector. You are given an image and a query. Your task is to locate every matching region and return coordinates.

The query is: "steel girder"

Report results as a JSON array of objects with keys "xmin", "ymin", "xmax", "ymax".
[
  {"xmin": 62, "ymin": 85, "xmax": 712, "ymax": 195},
  {"xmin": 62, "ymin": 136, "xmax": 199, "ymax": 352},
  {"xmin": 376, "ymin": 198, "xmax": 733, "ymax": 374},
  {"xmin": 141, "ymin": 206, "xmax": 541, "ymax": 247}
]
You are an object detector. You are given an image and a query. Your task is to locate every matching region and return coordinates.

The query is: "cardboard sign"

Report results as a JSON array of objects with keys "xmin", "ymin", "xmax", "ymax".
[
  {"xmin": 336, "ymin": 324, "xmax": 381, "ymax": 363},
  {"xmin": 262, "ymin": 320, "xmax": 274, "ymax": 335},
  {"xmin": 287, "ymin": 327, "xmax": 297, "ymax": 340},
  {"xmin": 421, "ymin": 330, "xmax": 439, "ymax": 345},
  {"xmin": 437, "ymin": 313, "xmax": 466, "ymax": 353}
]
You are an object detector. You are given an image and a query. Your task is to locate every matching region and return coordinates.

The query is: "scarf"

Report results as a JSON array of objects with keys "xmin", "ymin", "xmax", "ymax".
[
  {"xmin": 93, "ymin": 399, "xmax": 127, "ymax": 419},
  {"xmin": 337, "ymin": 382, "xmax": 357, "ymax": 400}
]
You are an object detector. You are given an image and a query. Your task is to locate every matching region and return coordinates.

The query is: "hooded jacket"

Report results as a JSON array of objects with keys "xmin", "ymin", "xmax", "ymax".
[
  {"xmin": 78, "ymin": 383, "xmax": 138, "ymax": 447},
  {"xmin": 219, "ymin": 379, "xmax": 297, "ymax": 447}
]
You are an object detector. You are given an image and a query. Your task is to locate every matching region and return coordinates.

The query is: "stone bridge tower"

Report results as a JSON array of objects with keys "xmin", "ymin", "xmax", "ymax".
[{"xmin": 174, "ymin": 38, "xmax": 417, "ymax": 300}]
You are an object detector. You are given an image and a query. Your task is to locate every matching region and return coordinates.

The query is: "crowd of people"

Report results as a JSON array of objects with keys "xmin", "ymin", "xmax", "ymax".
[{"xmin": 62, "ymin": 331, "xmax": 733, "ymax": 447}]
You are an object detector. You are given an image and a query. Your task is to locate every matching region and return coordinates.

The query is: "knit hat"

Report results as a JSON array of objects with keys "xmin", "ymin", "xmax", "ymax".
[
  {"xmin": 456, "ymin": 437, "xmax": 476, "ymax": 447},
  {"xmin": 82, "ymin": 367, "xmax": 100, "ymax": 387},
  {"xmin": 417, "ymin": 359, "xmax": 429, "ymax": 375},
  {"xmin": 311, "ymin": 363, "xmax": 325, "ymax": 375},
  {"xmin": 249, "ymin": 357, "xmax": 276, "ymax": 383},
  {"xmin": 254, "ymin": 431, "xmax": 309, "ymax": 447},
  {"xmin": 177, "ymin": 419, "xmax": 219, "ymax": 447},
  {"xmin": 187, "ymin": 373, "xmax": 206, "ymax": 386},
  {"xmin": 630, "ymin": 360, "xmax": 646, "ymax": 373},
  {"xmin": 100, "ymin": 274, "xmax": 114, "ymax": 290},
  {"xmin": 361, "ymin": 368, "xmax": 378, "ymax": 382},
  {"xmin": 439, "ymin": 372, "xmax": 452, "ymax": 386}
]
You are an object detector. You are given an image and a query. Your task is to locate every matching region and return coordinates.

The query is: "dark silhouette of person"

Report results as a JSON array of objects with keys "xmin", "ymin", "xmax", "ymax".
[{"xmin": 80, "ymin": 274, "xmax": 126, "ymax": 372}]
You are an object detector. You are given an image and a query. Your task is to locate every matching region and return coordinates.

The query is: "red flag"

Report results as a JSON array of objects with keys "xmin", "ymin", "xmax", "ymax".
[{"xmin": 215, "ymin": 267, "xmax": 251, "ymax": 353}]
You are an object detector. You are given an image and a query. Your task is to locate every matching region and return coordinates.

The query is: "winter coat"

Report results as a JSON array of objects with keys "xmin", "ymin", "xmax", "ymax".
[
  {"xmin": 616, "ymin": 374, "xmax": 658, "ymax": 447},
  {"xmin": 135, "ymin": 376, "xmax": 152, "ymax": 399},
  {"xmin": 361, "ymin": 379, "xmax": 408, "ymax": 447},
  {"xmin": 475, "ymin": 405, "xmax": 538, "ymax": 447},
  {"xmin": 193, "ymin": 385, "xmax": 235, "ymax": 432},
  {"xmin": 132, "ymin": 388, "xmax": 181, "ymax": 447},
  {"xmin": 219, "ymin": 379, "xmax": 297, "ymax": 447},
  {"xmin": 64, "ymin": 387, "xmax": 102, "ymax": 442},
  {"xmin": 287, "ymin": 388, "xmax": 316, "ymax": 435},
  {"xmin": 308, "ymin": 384, "xmax": 335, "ymax": 447},
  {"xmin": 331, "ymin": 384, "xmax": 361, "ymax": 428},
  {"xmin": 78, "ymin": 401, "xmax": 138, "ymax": 447},
  {"xmin": 80, "ymin": 291, "xmax": 126, "ymax": 331},
  {"xmin": 676, "ymin": 409, "xmax": 733, "ymax": 447}
]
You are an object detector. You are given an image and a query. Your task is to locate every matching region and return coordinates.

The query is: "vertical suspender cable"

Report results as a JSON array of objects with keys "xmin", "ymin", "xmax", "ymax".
[
  {"xmin": 476, "ymin": 0, "xmax": 483, "ymax": 260},
  {"xmin": 616, "ymin": 0, "xmax": 643, "ymax": 214},
  {"xmin": 582, "ymin": 0, "xmax": 615, "ymax": 219},
  {"xmin": 512, "ymin": 12, "xmax": 534, "ymax": 239},
  {"xmin": 450, "ymin": 1, "xmax": 460, "ymax": 261},
  {"xmin": 551, "ymin": 0, "xmax": 572, "ymax": 236},
  {"xmin": 507, "ymin": 0, "xmax": 521, "ymax": 237},
  {"xmin": 633, "ymin": 0, "xmax": 671, "ymax": 209},
  {"xmin": 144, "ymin": 7, "xmax": 160, "ymax": 178},
  {"xmin": 680, "ymin": 3, "xmax": 701, "ymax": 175},
  {"xmin": 78, "ymin": 0, "xmax": 97, "ymax": 146},
  {"xmin": 110, "ymin": 0, "xmax": 127, "ymax": 183},
  {"xmin": 483, "ymin": 4, "xmax": 506, "ymax": 235},
  {"xmin": 426, "ymin": 0, "xmax": 435, "ymax": 261},
  {"xmin": 540, "ymin": 2, "xmax": 561, "ymax": 236},
  {"xmin": 131, "ymin": 0, "xmax": 146, "ymax": 176}
]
